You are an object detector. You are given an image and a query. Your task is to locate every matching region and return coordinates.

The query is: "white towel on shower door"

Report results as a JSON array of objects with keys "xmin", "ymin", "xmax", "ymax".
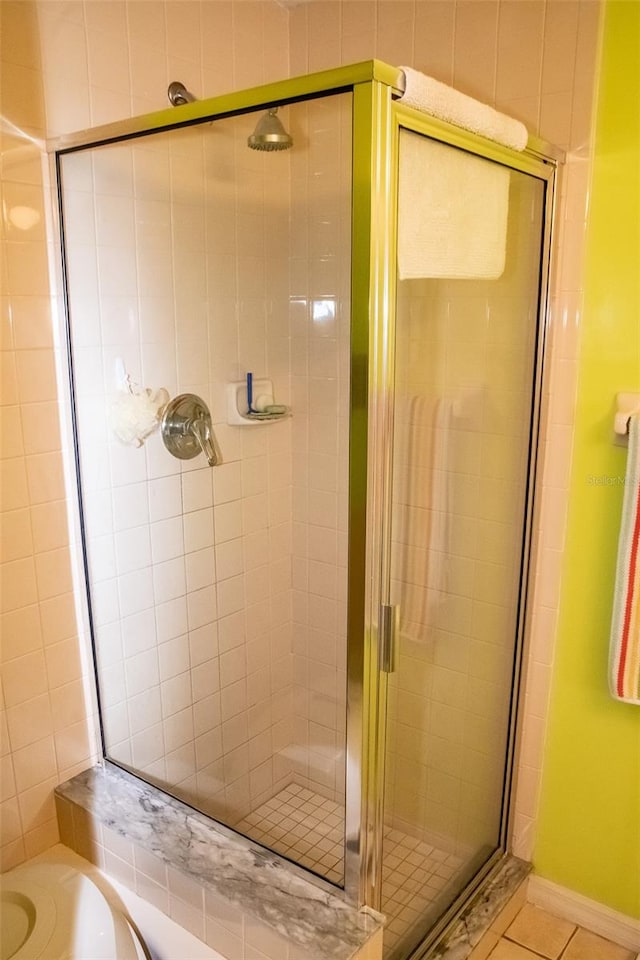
[
  {"xmin": 397, "ymin": 66, "xmax": 529, "ymax": 151},
  {"xmin": 397, "ymin": 129, "xmax": 510, "ymax": 281}
]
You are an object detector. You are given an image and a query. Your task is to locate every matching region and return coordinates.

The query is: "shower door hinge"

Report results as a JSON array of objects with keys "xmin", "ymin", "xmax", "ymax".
[{"xmin": 379, "ymin": 603, "xmax": 398, "ymax": 673}]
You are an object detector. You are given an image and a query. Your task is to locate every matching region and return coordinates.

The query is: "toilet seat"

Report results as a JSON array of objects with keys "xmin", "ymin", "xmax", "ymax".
[
  {"xmin": 0, "ymin": 863, "xmax": 147, "ymax": 960},
  {"xmin": 0, "ymin": 879, "xmax": 57, "ymax": 960}
]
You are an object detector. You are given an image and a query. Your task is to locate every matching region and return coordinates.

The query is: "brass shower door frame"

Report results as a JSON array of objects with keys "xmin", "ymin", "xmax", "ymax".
[
  {"xmin": 356, "ymin": 87, "xmax": 560, "ymax": 940},
  {"xmin": 51, "ymin": 60, "xmax": 560, "ymax": 924}
]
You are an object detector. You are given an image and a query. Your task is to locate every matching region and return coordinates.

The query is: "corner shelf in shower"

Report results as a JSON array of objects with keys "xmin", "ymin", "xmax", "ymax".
[{"xmin": 226, "ymin": 379, "xmax": 290, "ymax": 426}]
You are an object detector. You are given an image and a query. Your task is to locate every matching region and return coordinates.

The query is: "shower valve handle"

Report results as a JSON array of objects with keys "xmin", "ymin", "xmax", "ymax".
[
  {"xmin": 161, "ymin": 394, "xmax": 220, "ymax": 467},
  {"xmin": 189, "ymin": 416, "xmax": 218, "ymax": 466}
]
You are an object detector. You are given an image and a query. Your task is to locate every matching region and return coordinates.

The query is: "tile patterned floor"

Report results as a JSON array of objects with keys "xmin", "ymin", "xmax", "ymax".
[
  {"xmin": 380, "ymin": 828, "xmax": 463, "ymax": 954},
  {"xmin": 234, "ymin": 782, "xmax": 462, "ymax": 953},
  {"xmin": 487, "ymin": 903, "xmax": 637, "ymax": 960},
  {"xmin": 234, "ymin": 783, "xmax": 345, "ymax": 883}
]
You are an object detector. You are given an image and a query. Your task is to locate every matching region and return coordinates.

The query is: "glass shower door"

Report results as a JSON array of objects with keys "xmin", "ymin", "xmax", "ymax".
[
  {"xmin": 57, "ymin": 90, "xmax": 353, "ymax": 888},
  {"xmin": 380, "ymin": 130, "xmax": 546, "ymax": 958}
]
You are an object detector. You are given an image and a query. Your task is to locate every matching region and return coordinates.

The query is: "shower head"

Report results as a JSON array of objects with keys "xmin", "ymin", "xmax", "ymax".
[
  {"xmin": 168, "ymin": 81, "xmax": 196, "ymax": 106},
  {"xmin": 248, "ymin": 108, "xmax": 293, "ymax": 152}
]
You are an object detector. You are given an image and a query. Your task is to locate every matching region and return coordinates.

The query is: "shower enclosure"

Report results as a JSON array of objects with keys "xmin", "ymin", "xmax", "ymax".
[{"xmin": 54, "ymin": 61, "xmax": 556, "ymax": 960}]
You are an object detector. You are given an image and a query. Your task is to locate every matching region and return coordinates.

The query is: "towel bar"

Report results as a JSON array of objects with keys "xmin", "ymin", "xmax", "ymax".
[{"xmin": 614, "ymin": 392, "xmax": 640, "ymax": 436}]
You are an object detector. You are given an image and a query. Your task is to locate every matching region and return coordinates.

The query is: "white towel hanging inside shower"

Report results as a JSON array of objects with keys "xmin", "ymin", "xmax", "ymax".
[
  {"xmin": 397, "ymin": 129, "xmax": 510, "ymax": 281},
  {"xmin": 397, "ymin": 393, "xmax": 453, "ymax": 641}
]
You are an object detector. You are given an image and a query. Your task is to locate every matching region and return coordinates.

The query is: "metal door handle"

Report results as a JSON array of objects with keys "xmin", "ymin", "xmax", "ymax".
[{"xmin": 379, "ymin": 603, "xmax": 398, "ymax": 673}]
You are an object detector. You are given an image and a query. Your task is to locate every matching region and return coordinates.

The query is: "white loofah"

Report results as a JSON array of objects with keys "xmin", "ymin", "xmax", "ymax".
[{"xmin": 109, "ymin": 385, "xmax": 169, "ymax": 447}]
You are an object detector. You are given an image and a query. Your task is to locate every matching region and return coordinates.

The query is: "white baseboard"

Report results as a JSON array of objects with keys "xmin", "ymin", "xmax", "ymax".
[{"xmin": 528, "ymin": 875, "xmax": 640, "ymax": 952}]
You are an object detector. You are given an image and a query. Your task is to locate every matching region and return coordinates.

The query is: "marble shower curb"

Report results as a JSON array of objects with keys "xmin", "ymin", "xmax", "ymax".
[{"xmin": 55, "ymin": 763, "xmax": 383, "ymax": 960}]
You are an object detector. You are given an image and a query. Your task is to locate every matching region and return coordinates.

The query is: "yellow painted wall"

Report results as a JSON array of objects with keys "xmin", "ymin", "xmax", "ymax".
[{"xmin": 535, "ymin": 0, "xmax": 640, "ymax": 917}]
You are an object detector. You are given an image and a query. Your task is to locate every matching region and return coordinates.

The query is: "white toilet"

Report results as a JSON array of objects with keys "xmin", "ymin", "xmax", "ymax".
[{"xmin": 0, "ymin": 861, "xmax": 148, "ymax": 960}]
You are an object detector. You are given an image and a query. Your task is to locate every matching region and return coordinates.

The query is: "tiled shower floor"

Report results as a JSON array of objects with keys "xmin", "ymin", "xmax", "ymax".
[
  {"xmin": 235, "ymin": 784, "xmax": 464, "ymax": 954},
  {"xmin": 235, "ymin": 783, "xmax": 345, "ymax": 883},
  {"xmin": 381, "ymin": 829, "xmax": 463, "ymax": 953}
]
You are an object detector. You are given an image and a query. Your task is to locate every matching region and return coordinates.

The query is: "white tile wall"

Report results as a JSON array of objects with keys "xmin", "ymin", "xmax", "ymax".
[
  {"xmin": 288, "ymin": 94, "xmax": 352, "ymax": 814},
  {"xmin": 1, "ymin": 1, "xmax": 99, "ymax": 872},
  {"xmin": 61, "ymin": 110, "xmax": 298, "ymax": 824},
  {"xmin": 511, "ymin": 150, "xmax": 594, "ymax": 860}
]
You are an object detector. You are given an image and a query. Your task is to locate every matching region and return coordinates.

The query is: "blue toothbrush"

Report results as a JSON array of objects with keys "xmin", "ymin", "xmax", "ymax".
[{"xmin": 247, "ymin": 371, "xmax": 254, "ymax": 414}]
